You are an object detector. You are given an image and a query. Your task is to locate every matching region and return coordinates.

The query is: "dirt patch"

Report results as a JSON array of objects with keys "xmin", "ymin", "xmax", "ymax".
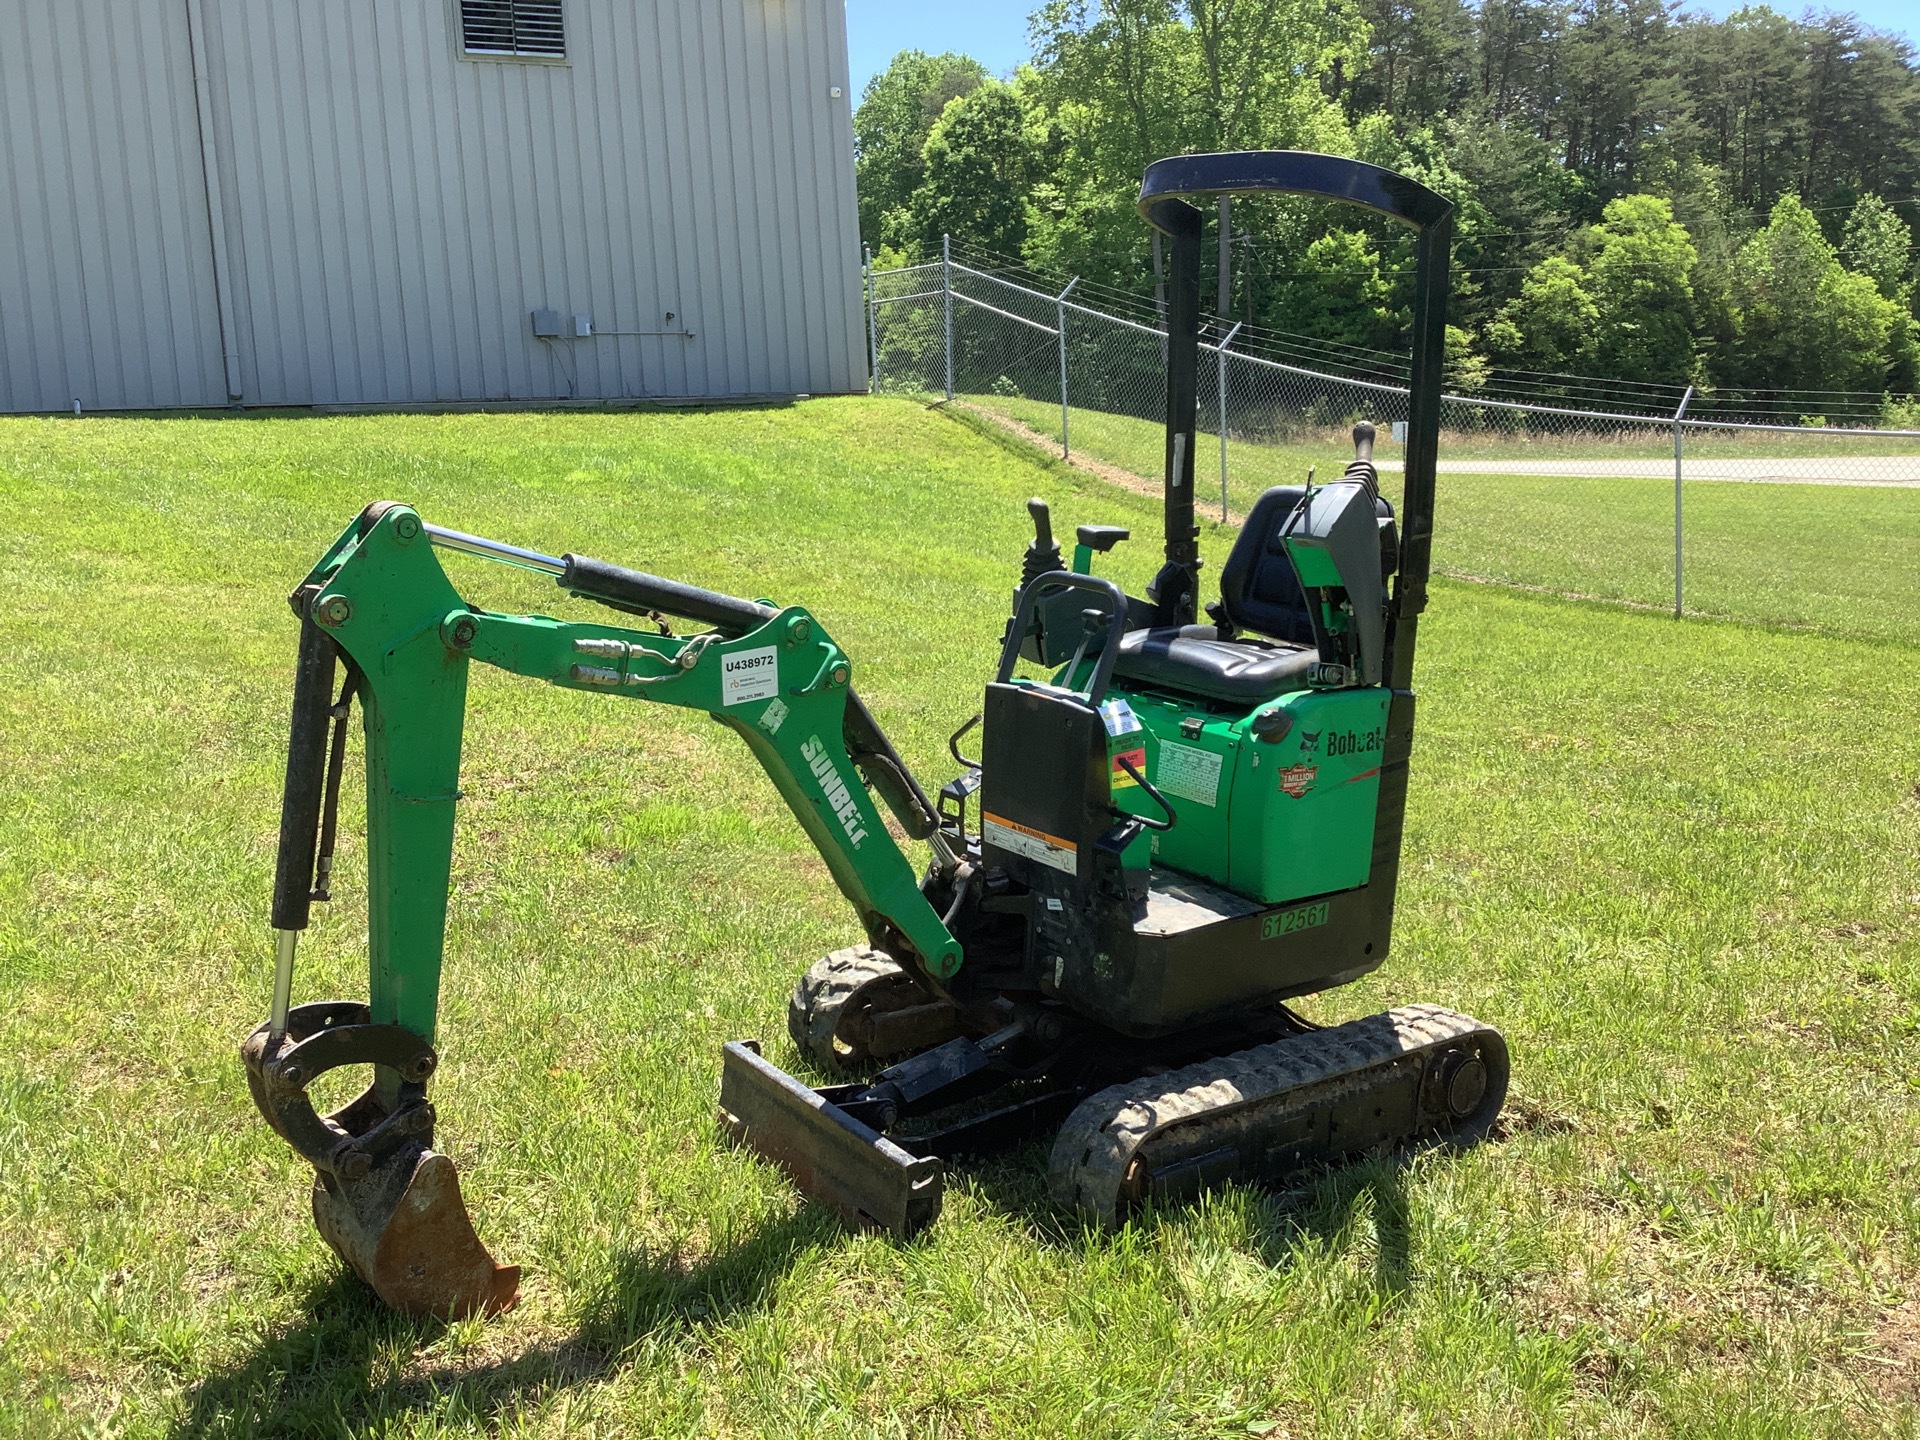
[
  {"xmin": 951, "ymin": 401, "xmax": 1250, "ymax": 527},
  {"xmin": 1498, "ymin": 1095, "xmax": 1583, "ymax": 1138},
  {"xmin": 1866, "ymin": 1298, "xmax": 1920, "ymax": 1401}
]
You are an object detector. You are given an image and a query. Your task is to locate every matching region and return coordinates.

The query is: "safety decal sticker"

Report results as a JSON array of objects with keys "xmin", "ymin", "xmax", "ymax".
[
  {"xmin": 1277, "ymin": 763, "xmax": 1319, "ymax": 799},
  {"xmin": 1157, "ymin": 740, "xmax": 1222, "ymax": 806},
  {"xmin": 720, "ymin": 645, "xmax": 779, "ymax": 706},
  {"xmin": 982, "ymin": 811, "xmax": 1078, "ymax": 874},
  {"xmin": 1110, "ymin": 746, "xmax": 1146, "ymax": 788},
  {"xmin": 757, "ymin": 696, "xmax": 789, "ymax": 735}
]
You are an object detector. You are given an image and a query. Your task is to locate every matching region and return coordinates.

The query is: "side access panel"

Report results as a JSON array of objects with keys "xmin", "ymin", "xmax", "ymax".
[
  {"xmin": 1061, "ymin": 870, "xmax": 1387, "ymax": 1036},
  {"xmin": 1227, "ymin": 686, "xmax": 1389, "ymax": 903}
]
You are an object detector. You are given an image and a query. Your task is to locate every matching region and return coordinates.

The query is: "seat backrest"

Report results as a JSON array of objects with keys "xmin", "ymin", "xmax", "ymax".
[{"xmin": 1218, "ymin": 485, "xmax": 1394, "ymax": 646}]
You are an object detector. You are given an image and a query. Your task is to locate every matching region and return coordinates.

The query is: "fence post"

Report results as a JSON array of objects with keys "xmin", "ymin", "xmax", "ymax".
[
  {"xmin": 1055, "ymin": 276, "xmax": 1079, "ymax": 458},
  {"xmin": 1673, "ymin": 384, "xmax": 1693, "ymax": 618},
  {"xmin": 942, "ymin": 234, "xmax": 955, "ymax": 403},
  {"xmin": 1216, "ymin": 321, "xmax": 1242, "ymax": 522},
  {"xmin": 864, "ymin": 244, "xmax": 879, "ymax": 393}
]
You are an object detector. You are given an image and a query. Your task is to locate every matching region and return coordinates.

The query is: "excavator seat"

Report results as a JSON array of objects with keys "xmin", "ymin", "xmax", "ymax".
[
  {"xmin": 1111, "ymin": 484, "xmax": 1395, "ymax": 704},
  {"xmin": 1113, "ymin": 626, "xmax": 1318, "ymax": 704}
]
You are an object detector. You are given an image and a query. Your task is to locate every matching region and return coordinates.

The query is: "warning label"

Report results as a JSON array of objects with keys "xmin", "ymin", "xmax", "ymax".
[
  {"xmin": 720, "ymin": 646, "xmax": 779, "ymax": 706},
  {"xmin": 1110, "ymin": 746, "xmax": 1146, "ymax": 788},
  {"xmin": 982, "ymin": 812, "xmax": 1078, "ymax": 874},
  {"xmin": 1157, "ymin": 740, "xmax": 1222, "ymax": 806}
]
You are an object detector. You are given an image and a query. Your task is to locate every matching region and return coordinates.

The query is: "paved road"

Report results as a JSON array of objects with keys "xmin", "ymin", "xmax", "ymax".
[{"xmin": 1377, "ymin": 456, "xmax": 1920, "ymax": 486}]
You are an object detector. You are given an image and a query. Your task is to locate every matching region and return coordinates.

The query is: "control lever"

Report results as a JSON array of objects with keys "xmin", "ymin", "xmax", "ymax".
[
  {"xmin": 1022, "ymin": 498, "xmax": 1063, "ymax": 589},
  {"xmin": 1061, "ymin": 607, "xmax": 1107, "ymax": 694},
  {"xmin": 1345, "ymin": 421, "xmax": 1380, "ymax": 503}
]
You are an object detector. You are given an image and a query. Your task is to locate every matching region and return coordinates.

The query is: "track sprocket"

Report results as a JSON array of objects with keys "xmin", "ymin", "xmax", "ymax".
[{"xmin": 787, "ymin": 945, "xmax": 960, "ymax": 1074}]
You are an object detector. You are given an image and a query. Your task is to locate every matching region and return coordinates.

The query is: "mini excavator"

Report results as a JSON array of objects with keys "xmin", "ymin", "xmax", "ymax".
[{"xmin": 243, "ymin": 152, "xmax": 1507, "ymax": 1319}]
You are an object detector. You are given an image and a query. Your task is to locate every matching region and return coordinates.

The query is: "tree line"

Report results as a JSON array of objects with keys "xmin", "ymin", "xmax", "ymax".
[{"xmin": 854, "ymin": 1, "xmax": 1920, "ymax": 420}]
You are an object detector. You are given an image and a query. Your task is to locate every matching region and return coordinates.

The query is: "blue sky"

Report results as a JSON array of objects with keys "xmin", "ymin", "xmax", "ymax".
[{"xmin": 845, "ymin": 0, "xmax": 1920, "ymax": 100}]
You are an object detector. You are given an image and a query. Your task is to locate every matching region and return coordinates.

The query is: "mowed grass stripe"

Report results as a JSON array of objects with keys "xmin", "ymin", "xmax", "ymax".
[{"xmin": 1, "ymin": 398, "xmax": 1917, "ymax": 1437}]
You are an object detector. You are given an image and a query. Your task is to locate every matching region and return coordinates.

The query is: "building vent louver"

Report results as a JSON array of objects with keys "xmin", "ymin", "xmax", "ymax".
[{"xmin": 460, "ymin": 1, "xmax": 565, "ymax": 59}]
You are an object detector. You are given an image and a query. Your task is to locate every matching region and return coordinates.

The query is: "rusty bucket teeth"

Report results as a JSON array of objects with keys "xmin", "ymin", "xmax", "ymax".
[{"xmin": 311, "ymin": 1141, "xmax": 519, "ymax": 1320}]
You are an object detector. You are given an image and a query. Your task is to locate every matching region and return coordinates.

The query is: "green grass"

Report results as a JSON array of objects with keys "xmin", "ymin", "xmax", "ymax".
[
  {"xmin": 5, "ymin": 397, "xmax": 1920, "ymax": 1437},
  {"xmin": 976, "ymin": 394, "xmax": 1920, "ymax": 641}
]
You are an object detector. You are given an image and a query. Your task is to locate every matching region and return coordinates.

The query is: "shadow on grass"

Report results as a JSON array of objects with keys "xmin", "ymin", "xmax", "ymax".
[
  {"xmin": 963, "ymin": 1143, "xmax": 1419, "ymax": 1295},
  {"xmin": 174, "ymin": 1205, "xmax": 835, "ymax": 1438}
]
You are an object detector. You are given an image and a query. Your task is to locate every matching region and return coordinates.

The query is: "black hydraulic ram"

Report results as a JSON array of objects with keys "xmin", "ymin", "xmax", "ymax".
[
  {"xmin": 423, "ymin": 525, "xmax": 941, "ymax": 840},
  {"xmin": 266, "ymin": 606, "xmax": 339, "ymax": 1042}
]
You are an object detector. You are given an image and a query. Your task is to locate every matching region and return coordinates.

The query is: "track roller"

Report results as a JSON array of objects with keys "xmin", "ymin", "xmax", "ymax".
[{"xmin": 1048, "ymin": 1004, "xmax": 1508, "ymax": 1226}]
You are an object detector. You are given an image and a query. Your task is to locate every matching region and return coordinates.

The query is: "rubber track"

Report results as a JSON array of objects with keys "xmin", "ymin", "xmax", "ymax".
[
  {"xmin": 1048, "ymin": 1004, "xmax": 1501, "ymax": 1225},
  {"xmin": 787, "ymin": 945, "xmax": 906, "ymax": 1072}
]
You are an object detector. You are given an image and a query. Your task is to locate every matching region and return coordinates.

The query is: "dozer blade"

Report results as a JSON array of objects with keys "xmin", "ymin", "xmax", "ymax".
[
  {"xmin": 718, "ymin": 1040, "xmax": 943, "ymax": 1238},
  {"xmin": 311, "ymin": 1140, "xmax": 520, "ymax": 1320}
]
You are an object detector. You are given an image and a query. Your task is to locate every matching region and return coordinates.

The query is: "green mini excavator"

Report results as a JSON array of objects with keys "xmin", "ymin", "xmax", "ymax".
[{"xmin": 243, "ymin": 152, "xmax": 1507, "ymax": 1319}]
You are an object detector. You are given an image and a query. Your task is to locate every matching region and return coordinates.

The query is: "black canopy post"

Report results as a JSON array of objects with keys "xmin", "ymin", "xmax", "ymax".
[
  {"xmin": 1388, "ymin": 214, "xmax": 1451, "ymax": 689},
  {"xmin": 1145, "ymin": 198, "xmax": 1204, "ymax": 626},
  {"xmin": 1137, "ymin": 150, "xmax": 1451, "ymax": 685}
]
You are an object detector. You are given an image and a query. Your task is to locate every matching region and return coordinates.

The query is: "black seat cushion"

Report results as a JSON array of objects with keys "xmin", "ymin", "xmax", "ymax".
[{"xmin": 1113, "ymin": 626, "xmax": 1318, "ymax": 704}]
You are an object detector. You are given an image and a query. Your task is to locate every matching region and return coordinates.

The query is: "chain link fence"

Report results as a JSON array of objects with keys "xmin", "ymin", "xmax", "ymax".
[{"xmin": 868, "ymin": 242, "xmax": 1920, "ymax": 646}]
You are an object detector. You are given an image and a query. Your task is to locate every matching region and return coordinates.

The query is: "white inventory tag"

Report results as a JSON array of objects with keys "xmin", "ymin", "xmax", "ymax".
[
  {"xmin": 1098, "ymin": 697, "xmax": 1142, "ymax": 737},
  {"xmin": 720, "ymin": 646, "xmax": 779, "ymax": 706},
  {"xmin": 1157, "ymin": 740, "xmax": 1222, "ymax": 806}
]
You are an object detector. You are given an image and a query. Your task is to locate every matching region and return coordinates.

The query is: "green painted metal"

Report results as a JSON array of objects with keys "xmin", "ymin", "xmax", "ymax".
[
  {"xmin": 1283, "ymin": 537, "xmax": 1346, "ymax": 588},
  {"xmin": 1226, "ymin": 687, "xmax": 1388, "ymax": 902},
  {"xmin": 1098, "ymin": 680, "xmax": 1388, "ymax": 904},
  {"xmin": 1054, "ymin": 549, "xmax": 1387, "ymax": 903},
  {"xmin": 291, "ymin": 505, "xmax": 960, "ymax": 1047}
]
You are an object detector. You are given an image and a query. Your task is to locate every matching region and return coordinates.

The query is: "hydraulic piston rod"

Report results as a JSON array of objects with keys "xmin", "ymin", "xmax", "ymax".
[{"xmin": 424, "ymin": 524, "xmax": 565, "ymax": 575}]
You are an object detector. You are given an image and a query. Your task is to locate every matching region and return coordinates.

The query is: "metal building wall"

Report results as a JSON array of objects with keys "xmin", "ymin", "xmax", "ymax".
[
  {"xmin": 0, "ymin": 0, "xmax": 866, "ymax": 412},
  {"xmin": 0, "ymin": 2, "xmax": 229, "ymax": 412}
]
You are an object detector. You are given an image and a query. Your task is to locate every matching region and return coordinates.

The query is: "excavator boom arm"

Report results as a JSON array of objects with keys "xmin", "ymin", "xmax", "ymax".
[{"xmin": 244, "ymin": 502, "xmax": 957, "ymax": 1318}]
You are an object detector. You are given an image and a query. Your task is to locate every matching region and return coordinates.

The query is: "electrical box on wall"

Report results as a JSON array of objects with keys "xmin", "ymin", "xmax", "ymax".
[
  {"xmin": 530, "ymin": 308, "xmax": 562, "ymax": 338},
  {"xmin": 573, "ymin": 313, "xmax": 592, "ymax": 337}
]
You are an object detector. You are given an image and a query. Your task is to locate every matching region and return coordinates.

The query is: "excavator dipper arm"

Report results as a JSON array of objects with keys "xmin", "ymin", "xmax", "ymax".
[{"xmin": 243, "ymin": 502, "xmax": 958, "ymax": 1317}]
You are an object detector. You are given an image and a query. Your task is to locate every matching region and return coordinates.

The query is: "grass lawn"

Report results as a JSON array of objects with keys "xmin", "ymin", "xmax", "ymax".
[
  {"xmin": 976, "ymin": 394, "xmax": 1920, "ymax": 642},
  {"xmin": 4, "ymin": 396, "xmax": 1920, "ymax": 1437}
]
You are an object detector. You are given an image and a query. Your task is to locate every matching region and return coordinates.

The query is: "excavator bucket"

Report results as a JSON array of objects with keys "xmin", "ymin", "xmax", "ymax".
[
  {"xmin": 311, "ymin": 1145, "xmax": 519, "ymax": 1319},
  {"xmin": 243, "ymin": 1003, "xmax": 518, "ymax": 1320}
]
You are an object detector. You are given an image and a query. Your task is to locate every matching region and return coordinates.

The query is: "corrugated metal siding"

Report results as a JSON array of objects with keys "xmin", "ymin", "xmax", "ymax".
[
  {"xmin": 200, "ymin": 0, "xmax": 864, "ymax": 406},
  {"xmin": 0, "ymin": 0, "xmax": 864, "ymax": 412},
  {"xmin": 0, "ymin": 1, "xmax": 227, "ymax": 412}
]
